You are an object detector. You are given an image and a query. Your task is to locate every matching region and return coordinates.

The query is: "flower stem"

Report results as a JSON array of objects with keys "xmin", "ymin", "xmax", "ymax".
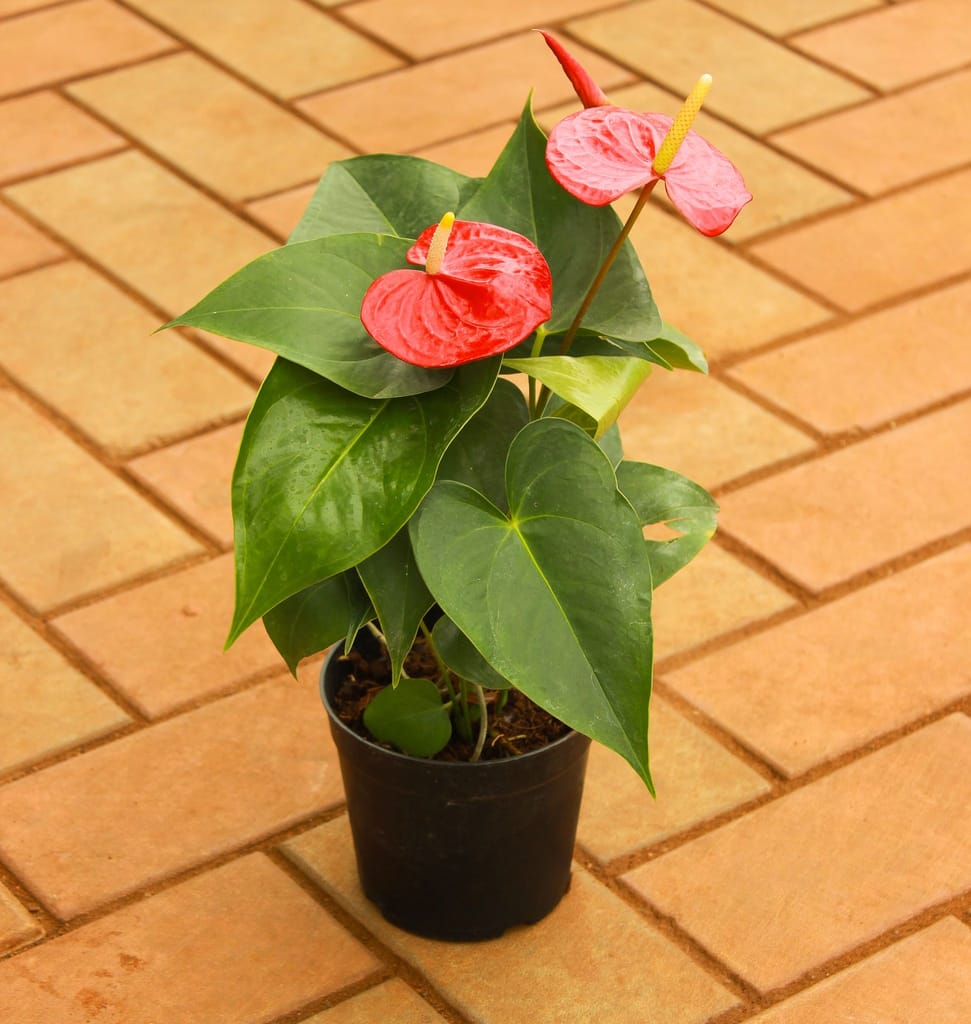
[{"xmin": 470, "ymin": 683, "xmax": 488, "ymax": 761}]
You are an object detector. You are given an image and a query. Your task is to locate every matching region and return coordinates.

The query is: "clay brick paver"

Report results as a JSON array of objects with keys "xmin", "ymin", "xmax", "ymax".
[
  {"xmin": 52, "ymin": 554, "xmax": 283, "ymax": 718},
  {"xmin": 568, "ymin": 0, "xmax": 871, "ymax": 133},
  {"xmin": 0, "ymin": 854, "xmax": 380, "ymax": 1022},
  {"xmin": 717, "ymin": 400, "xmax": 971, "ymax": 592},
  {"xmin": 69, "ymin": 53, "xmax": 350, "ymax": 201},
  {"xmin": 0, "ymin": 262, "xmax": 255, "ymax": 456},
  {"xmin": 663, "ymin": 544, "xmax": 971, "ymax": 777},
  {"xmin": 2, "ymin": 4, "xmax": 969, "ymax": 1022},
  {"xmin": 284, "ymin": 816, "xmax": 740, "ymax": 1024},
  {"xmin": 747, "ymin": 917, "xmax": 971, "ymax": 1024},
  {"xmin": 728, "ymin": 279, "xmax": 971, "ymax": 434},
  {"xmin": 0, "ymin": 92, "xmax": 124, "ymax": 185},
  {"xmin": 0, "ymin": 678, "xmax": 343, "ymax": 919},
  {"xmin": 625, "ymin": 715, "xmax": 971, "ymax": 992},
  {"xmin": 0, "ymin": 603, "xmax": 130, "ymax": 776}
]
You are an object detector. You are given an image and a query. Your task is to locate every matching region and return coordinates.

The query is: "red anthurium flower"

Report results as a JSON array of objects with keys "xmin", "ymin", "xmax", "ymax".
[
  {"xmin": 361, "ymin": 215, "xmax": 552, "ymax": 368},
  {"xmin": 536, "ymin": 29, "xmax": 609, "ymax": 108}
]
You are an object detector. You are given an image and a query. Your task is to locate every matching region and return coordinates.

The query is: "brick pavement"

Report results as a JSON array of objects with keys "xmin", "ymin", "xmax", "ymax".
[{"xmin": 0, "ymin": 1, "xmax": 969, "ymax": 1021}]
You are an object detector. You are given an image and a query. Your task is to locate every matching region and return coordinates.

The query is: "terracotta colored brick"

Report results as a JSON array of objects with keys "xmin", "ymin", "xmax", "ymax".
[
  {"xmin": 0, "ymin": 201, "xmax": 62, "ymax": 279},
  {"xmin": 284, "ymin": 817, "xmax": 739, "ymax": 1023},
  {"xmin": 624, "ymin": 204, "xmax": 831, "ymax": 358},
  {"xmin": 568, "ymin": 0, "xmax": 870, "ymax": 133},
  {"xmin": 126, "ymin": 0, "xmax": 401, "ymax": 98},
  {"xmin": 624, "ymin": 715, "xmax": 971, "ymax": 992},
  {"xmin": 189, "ymin": 326, "xmax": 277, "ymax": 380},
  {"xmin": 247, "ymin": 182, "xmax": 318, "ymax": 240},
  {"xmin": 728, "ymin": 280, "xmax": 971, "ymax": 434},
  {"xmin": 0, "ymin": 855, "xmax": 379, "ymax": 1022},
  {"xmin": 540, "ymin": 83, "xmax": 852, "ymax": 243},
  {"xmin": 793, "ymin": 0, "xmax": 971, "ymax": 90},
  {"xmin": 0, "ymin": 0, "xmax": 175, "ymax": 97},
  {"xmin": 69, "ymin": 53, "xmax": 350, "ymax": 202},
  {"xmin": 652, "ymin": 542, "xmax": 796, "ymax": 661},
  {"xmin": 772, "ymin": 70, "xmax": 971, "ymax": 195},
  {"xmin": 298, "ymin": 35, "xmax": 634, "ymax": 153},
  {"xmin": 342, "ymin": 0, "xmax": 624, "ymax": 58},
  {"xmin": 7, "ymin": 151, "xmax": 276, "ymax": 316},
  {"xmin": 0, "ymin": 92, "xmax": 124, "ymax": 185},
  {"xmin": 0, "ymin": 389, "xmax": 201, "ymax": 612},
  {"xmin": 0, "ymin": 882, "xmax": 42, "ymax": 954},
  {"xmin": 717, "ymin": 400, "xmax": 971, "ymax": 592},
  {"xmin": 127, "ymin": 422, "xmax": 243, "ymax": 548},
  {"xmin": 702, "ymin": 0, "xmax": 881, "ymax": 35},
  {"xmin": 618, "ymin": 371, "xmax": 815, "ymax": 490},
  {"xmin": 412, "ymin": 122, "xmax": 516, "ymax": 181},
  {"xmin": 664, "ymin": 545, "xmax": 971, "ymax": 777},
  {"xmin": 751, "ymin": 168, "xmax": 971, "ymax": 312},
  {"xmin": 747, "ymin": 918, "xmax": 971, "ymax": 1024},
  {"xmin": 0, "ymin": 262, "xmax": 254, "ymax": 456},
  {"xmin": 0, "ymin": 0, "xmax": 52, "ymax": 15},
  {"xmin": 578, "ymin": 698, "xmax": 771, "ymax": 861},
  {"xmin": 0, "ymin": 603, "xmax": 130, "ymax": 775},
  {"xmin": 302, "ymin": 981, "xmax": 447, "ymax": 1024},
  {"xmin": 53, "ymin": 554, "xmax": 284, "ymax": 718},
  {"xmin": 0, "ymin": 677, "xmax": 343, "ymax": 919}
]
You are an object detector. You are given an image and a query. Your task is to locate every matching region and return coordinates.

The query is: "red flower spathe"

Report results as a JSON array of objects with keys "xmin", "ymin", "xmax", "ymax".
[
  {"xmin": 547, "ymin": 107, "xmax": 752, "ymax": 237},
  {"xmin": 361, "ymin": 220, "xmax": 552, "ymax": 368}
]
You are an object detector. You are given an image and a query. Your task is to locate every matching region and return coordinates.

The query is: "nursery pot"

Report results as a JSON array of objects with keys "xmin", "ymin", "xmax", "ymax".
[{"xmin": 320, "ymin": 642, "xmax": 591, "ymax": 942}]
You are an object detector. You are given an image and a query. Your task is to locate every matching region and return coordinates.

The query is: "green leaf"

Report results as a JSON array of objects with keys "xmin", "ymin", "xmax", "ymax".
[
  {"xmin": 599, "ymin": 422, "xmax": 624, "ymax": 467},
  {"xmin": 504, "ymin": 355, "xmax": 651, "ymax": 438},
  {"xmin": 165, "ymin": 234, "xmax": 452, "ymax": 399},
  {"xmin": 432, "ymin": 616, "xmax": 514, "ymax": 691},
  {"xmin": 436, "ymin": 378, "xmax": 529, "ymax": 509},
  {"xmin": 289, "ymin": 155, "xmax": 482, "ymax": 243},
  {"xmin": 363, "ymin": 676, "xmax": 452, "ymax": 758},
  {"xmin": 460, "ymin": 100, "xmax": 661, "ymax": 342},
  {"xmin": 411, "ymin": 418, "xmax": 655, "ymax": 790},
  {"xmin": 262, "ymin": 571, "xmax": 373, "ymax": 675},
  {"xmin": 646, "ymin": 323, "xmax": 708, "ymax": 373},
  {"xmin": 357, "ymin": 528, "xmax": 434, "ymax": 687},
  {"xmin": 616, "ymin": 461, "xmax": 719, "ymax": 587},
  {"xmin": 228, "ymin": 356, "xmax": 499, "ymax": 645}
]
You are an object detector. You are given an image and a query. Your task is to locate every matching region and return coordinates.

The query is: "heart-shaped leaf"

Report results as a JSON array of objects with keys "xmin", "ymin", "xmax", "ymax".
[
  {"xmin": 410, "ymin": 418, "xmax": 655, "ymax": 789},
  {"xmin": 357, "ymin": 528, "xmax": 434, "ymax": 687},
  {"xmin": 616, "ymin": 461, "xmax": 718, "ymax": 586},
  {"xmin": 432, "ymin": 616, "xmax": 514, "ymax": 691},
  {"xmin": 263, "ymin": 571, "xmax": 373, "ymax": 675},
  {"xmin": 646, "ymin": 323, "xmax": 708, "ymax": 373},
  {"xmin": 228, "ymin": 356, "xmax": 498, "ymax": 645},
  {"xmin": 289, "ymin": 155, "xmax": 482, "ymax": 243},
  {"xmin": 165, "ymin": 234, "xmax": 452, "ymax": 399},
  {"xmin": 363, "ymin": 676, "xmax": 452, "ymax": 758}
]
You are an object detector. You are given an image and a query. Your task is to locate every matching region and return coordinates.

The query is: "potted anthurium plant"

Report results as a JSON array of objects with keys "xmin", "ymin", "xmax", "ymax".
[{"xmin": 165, "ymin": 32, "xmax": 750, "ymax": 940}]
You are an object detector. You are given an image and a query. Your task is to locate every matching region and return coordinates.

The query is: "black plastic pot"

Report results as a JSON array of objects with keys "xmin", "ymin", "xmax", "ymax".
[{"xmin": 320, "ymin": 641, "xmax": 591, "ymax": 942}]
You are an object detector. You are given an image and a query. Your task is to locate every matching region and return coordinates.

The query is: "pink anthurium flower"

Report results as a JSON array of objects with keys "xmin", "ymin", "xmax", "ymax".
[
  {"xmin": 536, "ymin": 29, "xmax": 609, "ymax": 108},
  {"xmin": 361, "ymin": 215, "xmax": 552, "ymax": 368},
  {"xmin": 540, "ymin": 33, "xmax": 751, "ymax": 237}
]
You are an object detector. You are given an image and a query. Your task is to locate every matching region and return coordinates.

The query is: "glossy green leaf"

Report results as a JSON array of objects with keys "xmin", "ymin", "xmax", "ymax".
[
  {"xmin": 616, "ymin": 461, "xmax": 718, "ymax": 587},
  {"xmin": 262, "ymin": 571, "xmax": 373, "ymax": 675},
  {"xmin": 432, "ymin": 616, "xmax": 514, "ymax": 691},
  {"xmin": 459, "ymin": 100, "xmax": 661, "ymax": 342},
  {"xmin": 411, "ymin": 418, "xmax": 654, "ymax": 789},
  {"xmin": 599, "ymin": 422, "xmax": 624, "ymax": 467},
  {"xmin": 289, "ymin": 155, "xmax": 482, "ymax": 243},
  {"xmin": 228, "ymin": 356, "xmax": 499, "ymax": 645},
  {"xmin": 363, "ymin": 676, "xmax": 452, "ymax": 758},
  {"xmin": 357, "ymin": 528, "xmax": 434, "ymax": 687},
  {"xmin": 436, "ymin": 378, "xmax": 529, "ymax": 509},
  {"xmin": 504, "ymin": 355, "xmax": 651, "ymax": 438},
  {"xmin": 646, "ymin": 323, "xmax": 708, "ymax": 373},
  {"xmin": 165, "ymin": 234, "xmax": 452, "ymax": 399}
]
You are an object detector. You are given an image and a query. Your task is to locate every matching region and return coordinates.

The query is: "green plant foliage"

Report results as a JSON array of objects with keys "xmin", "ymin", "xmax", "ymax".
[
  {"xmin": 411, "ymin": 418, "xmax": 655, "ymax": 789},
  {"xmin": 363, "ymin": 676, "xmax": 453, "ymax": 758},
  {"xmin": 432, "ymin": 616, "xmax": 514, "ymax": 691}
]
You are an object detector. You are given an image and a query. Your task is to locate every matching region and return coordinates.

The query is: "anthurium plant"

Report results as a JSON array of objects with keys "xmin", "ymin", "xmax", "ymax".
[{"xmin": 165, "ymin": 32, "xmax": 750, "ymax": 791}]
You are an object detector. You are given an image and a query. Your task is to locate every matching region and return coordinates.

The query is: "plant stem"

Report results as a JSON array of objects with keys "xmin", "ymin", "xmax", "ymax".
[
  {"xmin": 470, "ymin": 683, "xmax": 488, "ymax": 762},
  {"xmin": 536, "ymin": 181, "xmax": 659, "ymax": 414},
  {"xmin": 418, "ymin": 621, "xmax": 453, "ymax": 699}
]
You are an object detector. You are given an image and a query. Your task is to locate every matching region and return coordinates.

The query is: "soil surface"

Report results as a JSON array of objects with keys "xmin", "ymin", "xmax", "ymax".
[{"xmin": 331, "ymin": 635, "xmax": 570, "ymax": 761}]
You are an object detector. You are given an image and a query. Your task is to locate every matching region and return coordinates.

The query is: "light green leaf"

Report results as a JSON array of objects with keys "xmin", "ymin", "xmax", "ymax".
[
  {"xmin": 432, "ymin": 616, "xmax": 514, "ymax": 691},
  {"xmin": 363, "ymin": 676, "xmax": 452, "ymax": 758},
  {"xmin": 411, "ymin": 418, "xmax": 655, "ymax": 789},
  {"xmin": 646, "ymin": 323, "xmax": 708, "ymax": 373}
]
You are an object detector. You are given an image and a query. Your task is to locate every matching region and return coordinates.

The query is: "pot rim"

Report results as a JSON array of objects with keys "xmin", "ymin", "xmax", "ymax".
[{"xmin": 319, "ymin": 642, "xmax": 589, "ymax": 771}]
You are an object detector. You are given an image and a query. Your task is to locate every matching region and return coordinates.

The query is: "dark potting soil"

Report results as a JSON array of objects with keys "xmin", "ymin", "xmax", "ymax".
[{"xmin": 331, "ymin": 635, "xmax": 571, "ymax": 762}]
